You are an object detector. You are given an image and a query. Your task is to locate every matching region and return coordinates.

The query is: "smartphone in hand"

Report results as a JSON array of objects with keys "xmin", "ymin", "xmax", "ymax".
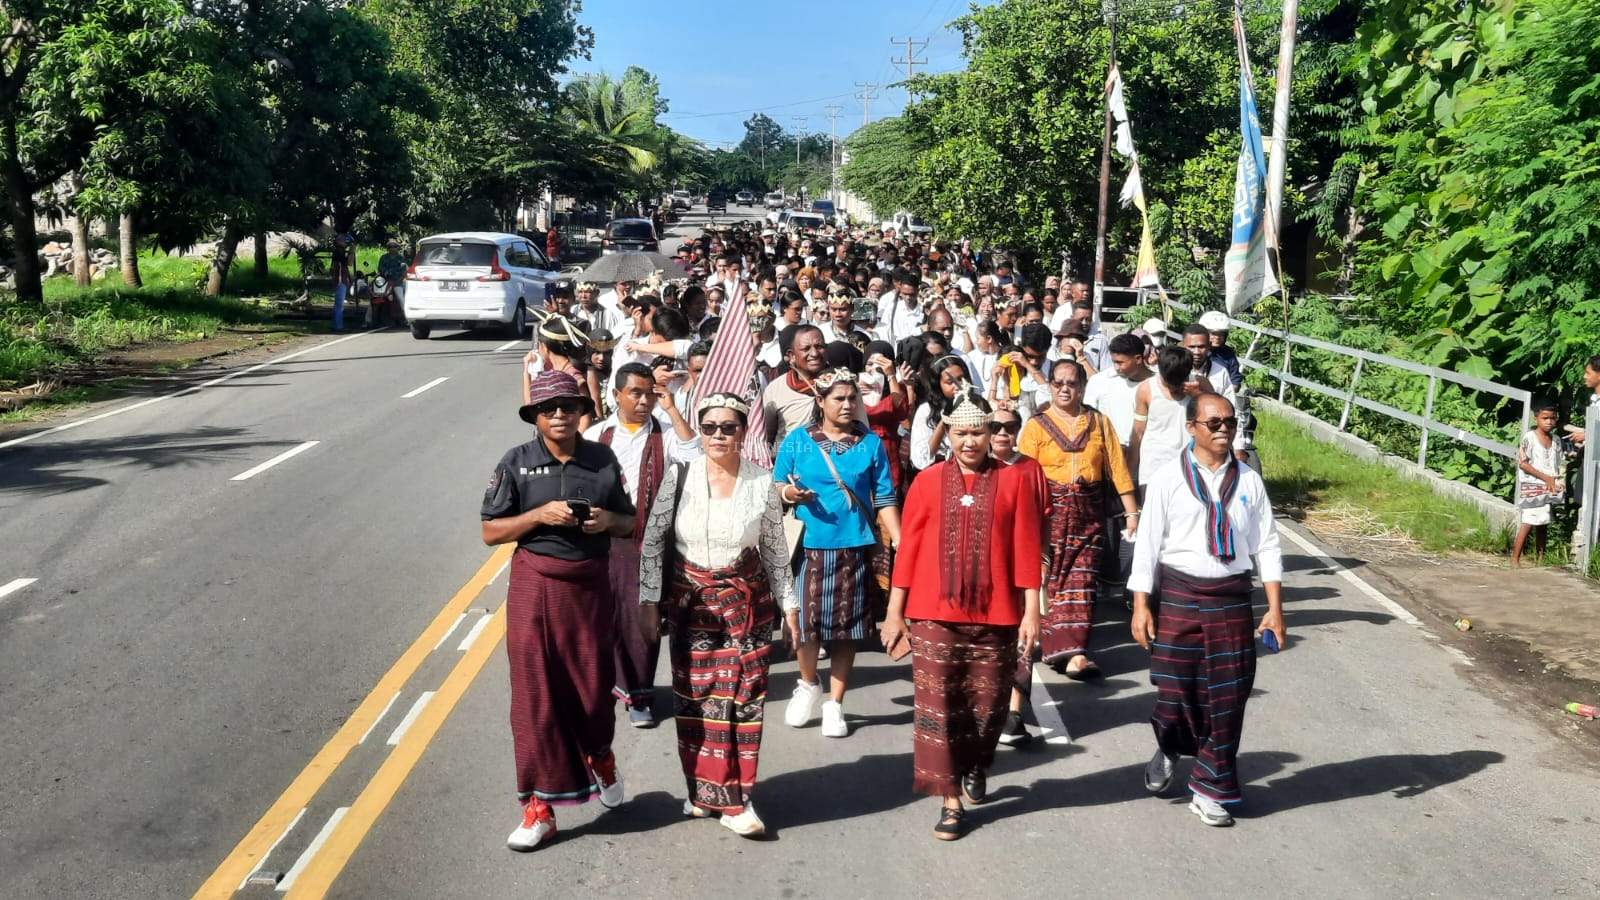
[{"xmin": 566, "ymin": 499, "xmax": 593, "ymax": 523}]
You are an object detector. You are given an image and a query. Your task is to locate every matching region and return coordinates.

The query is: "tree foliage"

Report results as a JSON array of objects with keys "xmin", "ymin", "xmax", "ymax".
[{"xmin": 840, "ymin": 117, "xmax": 925, "ymax": 217}]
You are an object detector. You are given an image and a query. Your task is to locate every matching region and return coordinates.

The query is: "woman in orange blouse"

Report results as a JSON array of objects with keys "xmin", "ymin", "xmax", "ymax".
[{"xmin": 1017, "ymin": 359, "xmax": 1139, "ymax": 682}]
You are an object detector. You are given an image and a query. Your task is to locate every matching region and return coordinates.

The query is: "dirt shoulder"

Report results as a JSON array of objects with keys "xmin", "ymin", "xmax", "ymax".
[{"xmin": 1294, "ymin": 519, "xmax": 1600, "ymax": 756}]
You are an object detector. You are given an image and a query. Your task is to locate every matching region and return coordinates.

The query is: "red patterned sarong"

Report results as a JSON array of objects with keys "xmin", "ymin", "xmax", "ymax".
[
  {"xmin": 908, "ymin": 620, "xmax": 1019, "ymax": 797},
  {"xmin": 1149, "ymin": 565, "xmax": 1257, "ymax": 804},
  {"xmin": 1039, "ymin": 478, "xmax": 1104, "ymax": 664},
  {"xmin": 667, "ymin": 548, "xmax": 775, "ymax": 814},
  {"xmin": 505, "ymin": 549, "xmax": 615, "ymax": 804}
]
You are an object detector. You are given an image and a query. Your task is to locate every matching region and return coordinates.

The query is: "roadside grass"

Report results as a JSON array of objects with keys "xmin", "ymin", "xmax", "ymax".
[
  {"xmin": 0, "ymin": 250, "xmax": 344, "ymax": 390},
  {"xmin": 1255, "ymin": 409, "xmax": 1509, "ymax": 556}
]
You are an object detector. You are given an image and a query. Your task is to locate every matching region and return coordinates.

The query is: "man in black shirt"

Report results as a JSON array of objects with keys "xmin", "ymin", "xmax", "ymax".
[{"xmin": 481, "ymin": 370, "xmax": 636, "ymax": 852}]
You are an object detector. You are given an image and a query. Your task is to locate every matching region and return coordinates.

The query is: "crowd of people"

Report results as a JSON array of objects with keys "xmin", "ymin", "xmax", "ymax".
[{"xmin": 479, "ymin": 218, "xmax": 1287, "ymax": 849}]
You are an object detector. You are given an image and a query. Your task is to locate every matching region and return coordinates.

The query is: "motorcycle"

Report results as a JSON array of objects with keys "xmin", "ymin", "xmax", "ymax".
[{"xmin": 365, "ymin": 272, "xmax": 406, "ymax": 328}]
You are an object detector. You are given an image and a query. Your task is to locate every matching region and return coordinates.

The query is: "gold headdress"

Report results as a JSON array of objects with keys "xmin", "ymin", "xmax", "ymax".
[
  {"xmin": 942, "ymin": 384, "xmax": 992, "ymax": 428},
  {"xmin": 812, "ymin": 367, "xmax": 858, "ymax": 397}
]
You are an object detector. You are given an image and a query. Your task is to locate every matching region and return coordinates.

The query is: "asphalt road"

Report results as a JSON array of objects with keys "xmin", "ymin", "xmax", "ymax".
[{"xmin": 2, "ymin": 205, "xmax": 1597, "ymax": 899}]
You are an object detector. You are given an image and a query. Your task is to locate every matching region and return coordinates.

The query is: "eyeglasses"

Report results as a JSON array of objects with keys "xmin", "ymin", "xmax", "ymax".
[
  {"xmin": 1193, "ymin": 416, "xmax": 1239, "ymax": 432},
  {"xmin": 1050, "ymin": 380, "xmax": 1083, "ymax": 390},
  {"xmin": 988, "ymin": 420, "xmax": 1022, "ymax": 435},
  {"xmin": 536, "ymin": 399, "xmax": 585, "ymax": 417},
  {"xmin": 698, "ymin": 422, "xmax": 742, "ymax": 437}
]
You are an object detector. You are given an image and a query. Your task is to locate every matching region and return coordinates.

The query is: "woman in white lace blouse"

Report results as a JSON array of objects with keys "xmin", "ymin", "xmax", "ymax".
[{"xmin": 639, "ymin": 392, "xmax": 796, "ymax": 838}]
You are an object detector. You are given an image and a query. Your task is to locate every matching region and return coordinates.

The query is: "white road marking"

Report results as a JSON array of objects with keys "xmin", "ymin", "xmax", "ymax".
[
  {"xmin": 492, "ymin": 557, "xmax": 511, "ymax": 581},
  {"xmin": 230, "ymin": 441, "xmax": 319, "ymax": 482},
  {"xmin": 0, "ymin": 330, "xmax": 373, "ymax": 452},
  {"xmin": 431, "ymin": 613, "xmax": 468, "ymax": 651},
  {"xmin": 493, "ymin": 338, "xmax": 523, "ymax": 353},
  {"xmin": 237, "ymin": 807, "xmax": 306, "ymax": 890},
  {"xmin": 356, "ymin": 692, "xmax": 401, "ymax": 746},
  {"xmin": 386, "ymin": 691, "xmax": 435, "ymax": 746},
  {"xmin": 1279, "ymin": 524, "xmax": 1474, "ymax": 667},
  {"xmin": 0, "ymin": 578, "xmax": 38, "ymax": 601},
  {"xmin": 400, "ymin": 376, "xmax": 448, "ymax": 399},
  {"xmin": 1031, "ymin": 673, "xmax": 1072, "ymax": 745},
  {"xmin": 276, "ymin": 807, "xmax": 348, "ymax": 893},
  {"xmin": 456, "ymin": 613, "xmax": 494, "ymax": 652}
]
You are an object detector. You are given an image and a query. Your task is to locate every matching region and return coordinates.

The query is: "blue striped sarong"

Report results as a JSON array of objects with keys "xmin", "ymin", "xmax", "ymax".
[{"xmin": 796, "ymin": 545, "xmax": 878, "ymax": 642}]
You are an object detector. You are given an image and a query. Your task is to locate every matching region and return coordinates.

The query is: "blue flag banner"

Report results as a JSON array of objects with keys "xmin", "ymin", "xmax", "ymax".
[{"xmin": 1224, "ymin": 8, "xmax": 1279, "ymax": 314}]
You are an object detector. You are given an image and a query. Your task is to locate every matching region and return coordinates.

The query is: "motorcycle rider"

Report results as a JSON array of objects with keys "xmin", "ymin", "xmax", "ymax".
[{"xmin": 366, "ymin": 239, "xmax": 409, "ymax": 328}]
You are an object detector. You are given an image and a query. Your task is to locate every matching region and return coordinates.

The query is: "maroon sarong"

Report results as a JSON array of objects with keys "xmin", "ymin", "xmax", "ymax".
[
  {"xmin": 505, "ymin": 549, "xmax": 615, "ymax": 805},
  {"xmin": 908, "ymin": 619, "xmax": 1019, "ymax": 797},
  {"xmin": 666, "ymin": 548, "xmax": 775, "ymax": 814},
  {"xmin": 608, "ymin": 537, "xmax": 659, "ymax": 710},
  {"xmin": 1149, "ymin": 565, "xmax": 1257, "ymax": 804},
  {"xmin": 1038, "ymin": 478, "xmax": 1104, "ymax": 664}
]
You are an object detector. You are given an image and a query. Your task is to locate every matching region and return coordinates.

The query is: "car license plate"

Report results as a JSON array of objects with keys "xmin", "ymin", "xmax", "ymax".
[{"xmin": 441, "ymin": 280, "xmax": 468, "ymax": 292}]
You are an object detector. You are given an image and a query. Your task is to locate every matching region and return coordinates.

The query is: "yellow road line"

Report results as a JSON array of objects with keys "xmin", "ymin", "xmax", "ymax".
[
  {"xmin": 192, "ymin": 543, "xmax": 514, "ymax": 899},
  {"xmin": 285, "ymin": 604, "xmax": 508, "ymax": 898}
]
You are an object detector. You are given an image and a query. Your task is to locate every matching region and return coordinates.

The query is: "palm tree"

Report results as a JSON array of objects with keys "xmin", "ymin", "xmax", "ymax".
[{"xmin": 562, "ymin": 73, "xmax": 661, "ymax": 184}]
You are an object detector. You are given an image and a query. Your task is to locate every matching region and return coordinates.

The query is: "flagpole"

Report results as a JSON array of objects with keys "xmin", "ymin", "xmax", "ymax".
[
  {"xmin": 1092, "ymin": 0, "xmax": 1119, "ymax": 318},
  {"xmin": 1265, "ymin": 0, "xmax": 1300, "ymax": 342}
]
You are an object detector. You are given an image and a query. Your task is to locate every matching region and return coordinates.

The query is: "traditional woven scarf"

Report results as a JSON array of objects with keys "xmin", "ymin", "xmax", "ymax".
[
  {"xmin": 939, "ymin": 458, "xmax": 998, "ymax": 613},
  {"xmin": 1180, "ymin": 449, "xmax": 1240, "ymax": 561},
  {"xmin": 600, "ymin": 418, "xmax": 663, "ymax": 543}
]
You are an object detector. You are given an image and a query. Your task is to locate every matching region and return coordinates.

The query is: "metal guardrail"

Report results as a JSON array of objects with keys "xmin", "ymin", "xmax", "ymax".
[{"xmin": 1163, "ymin": 298, "xmax": 1531, "ymax": 483}]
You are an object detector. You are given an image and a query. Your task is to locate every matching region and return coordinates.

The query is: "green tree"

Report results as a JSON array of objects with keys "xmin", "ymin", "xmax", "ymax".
[
  {"xmin": 840, "ymin": 116, "xmax": 929, "ymax": 220},
  {"xmin": 0, "ymin": 0, "xmax": 221, "ymax": 303}
]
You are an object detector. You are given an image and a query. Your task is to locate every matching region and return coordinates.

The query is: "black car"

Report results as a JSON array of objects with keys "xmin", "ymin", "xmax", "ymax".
[
  {"xmin": 601, "ymin": 218, "xmax": 659, "ymax": 254},
  {"xmin": 706, "ymin": 193, "xmax": 728, "ymax": 213}
]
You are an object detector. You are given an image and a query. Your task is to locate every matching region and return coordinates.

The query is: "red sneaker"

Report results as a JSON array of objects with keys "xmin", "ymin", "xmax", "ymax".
[
  {"xmin": 589, "ymin": 750, "xmax": 626, "ymax": 809},
  {"xmin": 507, "ymin": 798, "xmax": 555, "ymax": 851}
]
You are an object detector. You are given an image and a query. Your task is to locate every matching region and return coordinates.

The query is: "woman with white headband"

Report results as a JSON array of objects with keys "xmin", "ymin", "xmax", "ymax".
[{"xmin": 638, "ymin": 392, "xmax": 796, "ymax": 837}]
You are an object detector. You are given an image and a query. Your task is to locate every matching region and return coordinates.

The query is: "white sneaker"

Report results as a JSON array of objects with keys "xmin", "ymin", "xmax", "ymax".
[
  {"xmin": 785, "ymin": 679, "xmax": 822, "ymax": 728},
  {"xmin": 682, "ymin": 799, "xmax": 714, "ymax": 819},
  {"xmin": 1189, "ymin": 792, "xmax": 1235, "ymax": 827},
  {"xmin": 719, "ymin": 803, "xmax": 766, "ymax": 838},
  {"xmin": 590, "ymin": 751, "xmax": 625, "ymax": 809},
  {"xmin": 820, "ymin": 699, "xmax": 848, "ymax": 738},
  {"xmin": 507, "ymin": 800, "xmax": 556, "ymax": 851}
]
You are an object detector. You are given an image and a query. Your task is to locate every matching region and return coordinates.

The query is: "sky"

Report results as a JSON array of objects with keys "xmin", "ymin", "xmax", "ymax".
[{"xmin": 574, "ymin": 0, "xmax": 981, "ymax": 148}]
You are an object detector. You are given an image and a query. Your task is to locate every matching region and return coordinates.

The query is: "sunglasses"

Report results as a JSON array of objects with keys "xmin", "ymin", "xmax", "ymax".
[
  {"xmin": 1193, "ymin": 416, "xmax": 1239, "ymax": 432},
  {"xmin": 535, "ymin": 399, "xmax": 585, "ymax": 417},
  {"xmin": 1050, "ymin": 380, "xmax": 1083, "ymax": 390},
  {"xmin": 698, "ymin": 422, "xmax": 743, "ymax": 437},
  {"xmin": 988, "ymin": 420, "xmax": 1022, "ymax": 435}
]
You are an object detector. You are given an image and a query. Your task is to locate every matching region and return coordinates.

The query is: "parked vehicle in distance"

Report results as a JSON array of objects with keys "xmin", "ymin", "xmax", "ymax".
[
  {"xmin": 601, "ymin": 218, "xmax": 660, "ymax": 254},
  {"xmin": 669, "ymin": 189, "xmax": 693, "ymax": 210},
  {"xmin": 782, "ymin": 211, "xmax": 827, "ymax": 233},
  {"xmin": 764, "ymin": 191, "xmax": 785, "ymax": 209},
  {"xmin": 404, "ymin": 232, "xmax": 556, "ymax": 340},
  {"xmin": 810, "ymin": 199, "xmax": 837, "ymax": 222},
  {"xmin": 882, "ymin": 211, "xmax": 933, "ymax": 236},
  {"xmin": 706, "ymin": 192, "xmax": 728, "ymax": 213},
  {"xmin": 735, "ymin": 190, "xmax": 755, "ymax": 206}
]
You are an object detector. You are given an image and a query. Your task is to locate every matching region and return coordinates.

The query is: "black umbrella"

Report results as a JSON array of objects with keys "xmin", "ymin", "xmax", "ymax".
[{"xmin": 576, "ymin": 251, "xmax": 687, "ymax": 284}]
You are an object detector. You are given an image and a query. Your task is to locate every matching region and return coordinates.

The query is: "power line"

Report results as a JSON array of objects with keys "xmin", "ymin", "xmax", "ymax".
[
  {"xmin": 854, "ymin": 82, "xmax": 880, "ymax": 128},
  {"xmin": 661, "ymin": 90, "xmax": 857, "ymax": 120}
]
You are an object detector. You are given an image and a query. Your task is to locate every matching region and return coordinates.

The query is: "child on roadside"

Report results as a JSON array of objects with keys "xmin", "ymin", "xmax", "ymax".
[{"xmin": 1513, "ymin": 400, "xmax": 1564, "ymax": 567}]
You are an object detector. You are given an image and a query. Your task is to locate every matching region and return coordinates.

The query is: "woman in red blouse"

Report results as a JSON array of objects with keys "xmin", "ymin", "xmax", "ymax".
[
  {"xmin": 861, "ymin": 341, "xmax": 913, "ymax": 496},
  {"xmin": 880, "ymin": 387, "xmax": 1044, "ymax": 841}
]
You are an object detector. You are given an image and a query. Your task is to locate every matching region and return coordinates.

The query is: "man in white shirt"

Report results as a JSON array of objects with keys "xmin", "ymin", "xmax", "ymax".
[
  {"xmin": 1180, "ymin": 323, "xmax": 1250, "ymax": 461},
  {"xmin": 582, "ymin": 361, "xmax": 700, "ymax": 729},
  {"xmin": 1127, "ymin": 392, "xmax": 1284, "ymax": 829},
  {"xmin": 569, "ymin": 282, "xmax": 626, "ymax": 338},
  {"xmin": 1083, "ymin": 333, "xmax": 1152, "ymax": 447},
  {"xmin": 598, "ymin": 280, "xmax": 634, "ymax": 314},
  {"xmin": 818, "ymin": 293, "xmax": 860, "ymax": 344},
  {"xmin": 875, "ymin": 269, "xmax": 925, "ymax": 343}
]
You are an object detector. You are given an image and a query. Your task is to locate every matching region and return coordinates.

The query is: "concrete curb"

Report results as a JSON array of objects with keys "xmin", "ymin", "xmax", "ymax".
[{"xmin": 1256, "ymin": 395, "xmax": 1517, "ymax": 532}]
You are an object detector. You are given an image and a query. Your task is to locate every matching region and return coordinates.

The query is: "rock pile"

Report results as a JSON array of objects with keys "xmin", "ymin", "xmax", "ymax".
[{"xmin": 38, "ymin": 240, "xmax": 119, "ymax": 280}]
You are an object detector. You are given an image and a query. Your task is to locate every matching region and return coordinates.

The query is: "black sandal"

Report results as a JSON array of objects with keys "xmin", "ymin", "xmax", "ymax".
[
  {"xmin": 933, "ymin": 806, "xmax": 966, "ymax": 841},
  {"xmin": 961, "ymin": 768, "xmax": 988, "ymax": 805}
]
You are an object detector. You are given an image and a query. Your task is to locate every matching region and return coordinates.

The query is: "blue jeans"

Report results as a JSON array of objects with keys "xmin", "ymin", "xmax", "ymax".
[{"xmin": 333, "ymin": 283, "xmax": 347, "ymax": 331}]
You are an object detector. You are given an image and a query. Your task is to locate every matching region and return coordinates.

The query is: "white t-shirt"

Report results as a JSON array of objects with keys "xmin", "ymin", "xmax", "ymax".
[{"xmin": 1084, "ymin": 368, "xmax": 1149, "ymax": 446}]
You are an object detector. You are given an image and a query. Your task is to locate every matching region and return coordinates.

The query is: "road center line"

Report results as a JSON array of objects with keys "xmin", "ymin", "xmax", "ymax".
[
  {"xmin": 0, "ymin": 330, "xmax": 374, "ymax": 452},
  {"xmin": 356, "ymin": 693, "xmax": 401, "ymax": 746},
  {"xmin": 192, "ymin": 543, "xmax": 514, "ymax": 899},
  {"xmin": 236, "ymin": 807, "xmax": 305, "ymax": 891},
  {"xmin": 492, "ymin": 338, "xmax": 523, "ymax": 353},
  {"xmin": 385, "ymin": 692, "xmax": 435, "ymax": 746},
  {"xmin": 456, "ymin": 612, "xmax": 494, "ymax": 652},
  {"xmin": 431, "ymin": 613, "xmax": 468, "ymax": 651},
  {"xmin": 400, "ymin": 377, "xmax": 448, "ymax": 399},
  {"xmin": 1031, "ymin": 674, "xmax": 1072, "ymax": 746},
  {"xmin": 230, "ymin": 441, "xmax": 320, "ymax": 482},
  {"xmin": 276, "ymin": 808, "xmax": 348, "ymax": 894},
  {"xmin": 284, "ymin": 606, "xmax": 508, "ymax": 899},
  {"xmin": 0, "ymin": 578, "xmax": 38, "ymax": 601}
]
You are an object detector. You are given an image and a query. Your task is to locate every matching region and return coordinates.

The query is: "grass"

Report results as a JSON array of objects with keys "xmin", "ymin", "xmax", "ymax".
[
  {"xmin": 1255, "ymin": 409, "xmax": 1509, "ymax": 556},
  {"xmin": 0, "ymin": 248, "xmax": 345, "ymax": 390}
]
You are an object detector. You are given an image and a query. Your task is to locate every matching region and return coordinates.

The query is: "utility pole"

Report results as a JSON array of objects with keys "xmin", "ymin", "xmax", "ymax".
[
  {"xmin": 791, "ymin": 116, "xmax": 808, "ymax": 168},
  {"xmin": 854, "ymin": 81, "xmax": 879, "ymax": 127},
  {"xmin": 757, "ymin": 118, "xmax": 766, "ymax": 172},
  {"xmin": 1092, "ymin": 1, "xmax": 1119, "ymax": 310},
  {"xmin": 889, "ymin": 37, "xmax": 929, "ymax": 82},
  {"xmin": 1264, "ymin": 0, "xmax": 1299, "ymax": 255},
  {"xmin": 825, "ymin": 104, "xmax": 843, "ymax": 202}
]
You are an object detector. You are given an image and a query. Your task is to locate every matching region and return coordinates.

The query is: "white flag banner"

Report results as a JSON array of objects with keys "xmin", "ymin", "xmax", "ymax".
[
  {"xmin": 1115, "ymin": 121, "xmax": 1136, "ymax": 159},
  {"xmin": 1120, "ymin": 164, "xmax": 1142, "ymax": 207},
  {"xmin": 1108, "ymin": 68, "xmax": 1129, "ymax": 124}
]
